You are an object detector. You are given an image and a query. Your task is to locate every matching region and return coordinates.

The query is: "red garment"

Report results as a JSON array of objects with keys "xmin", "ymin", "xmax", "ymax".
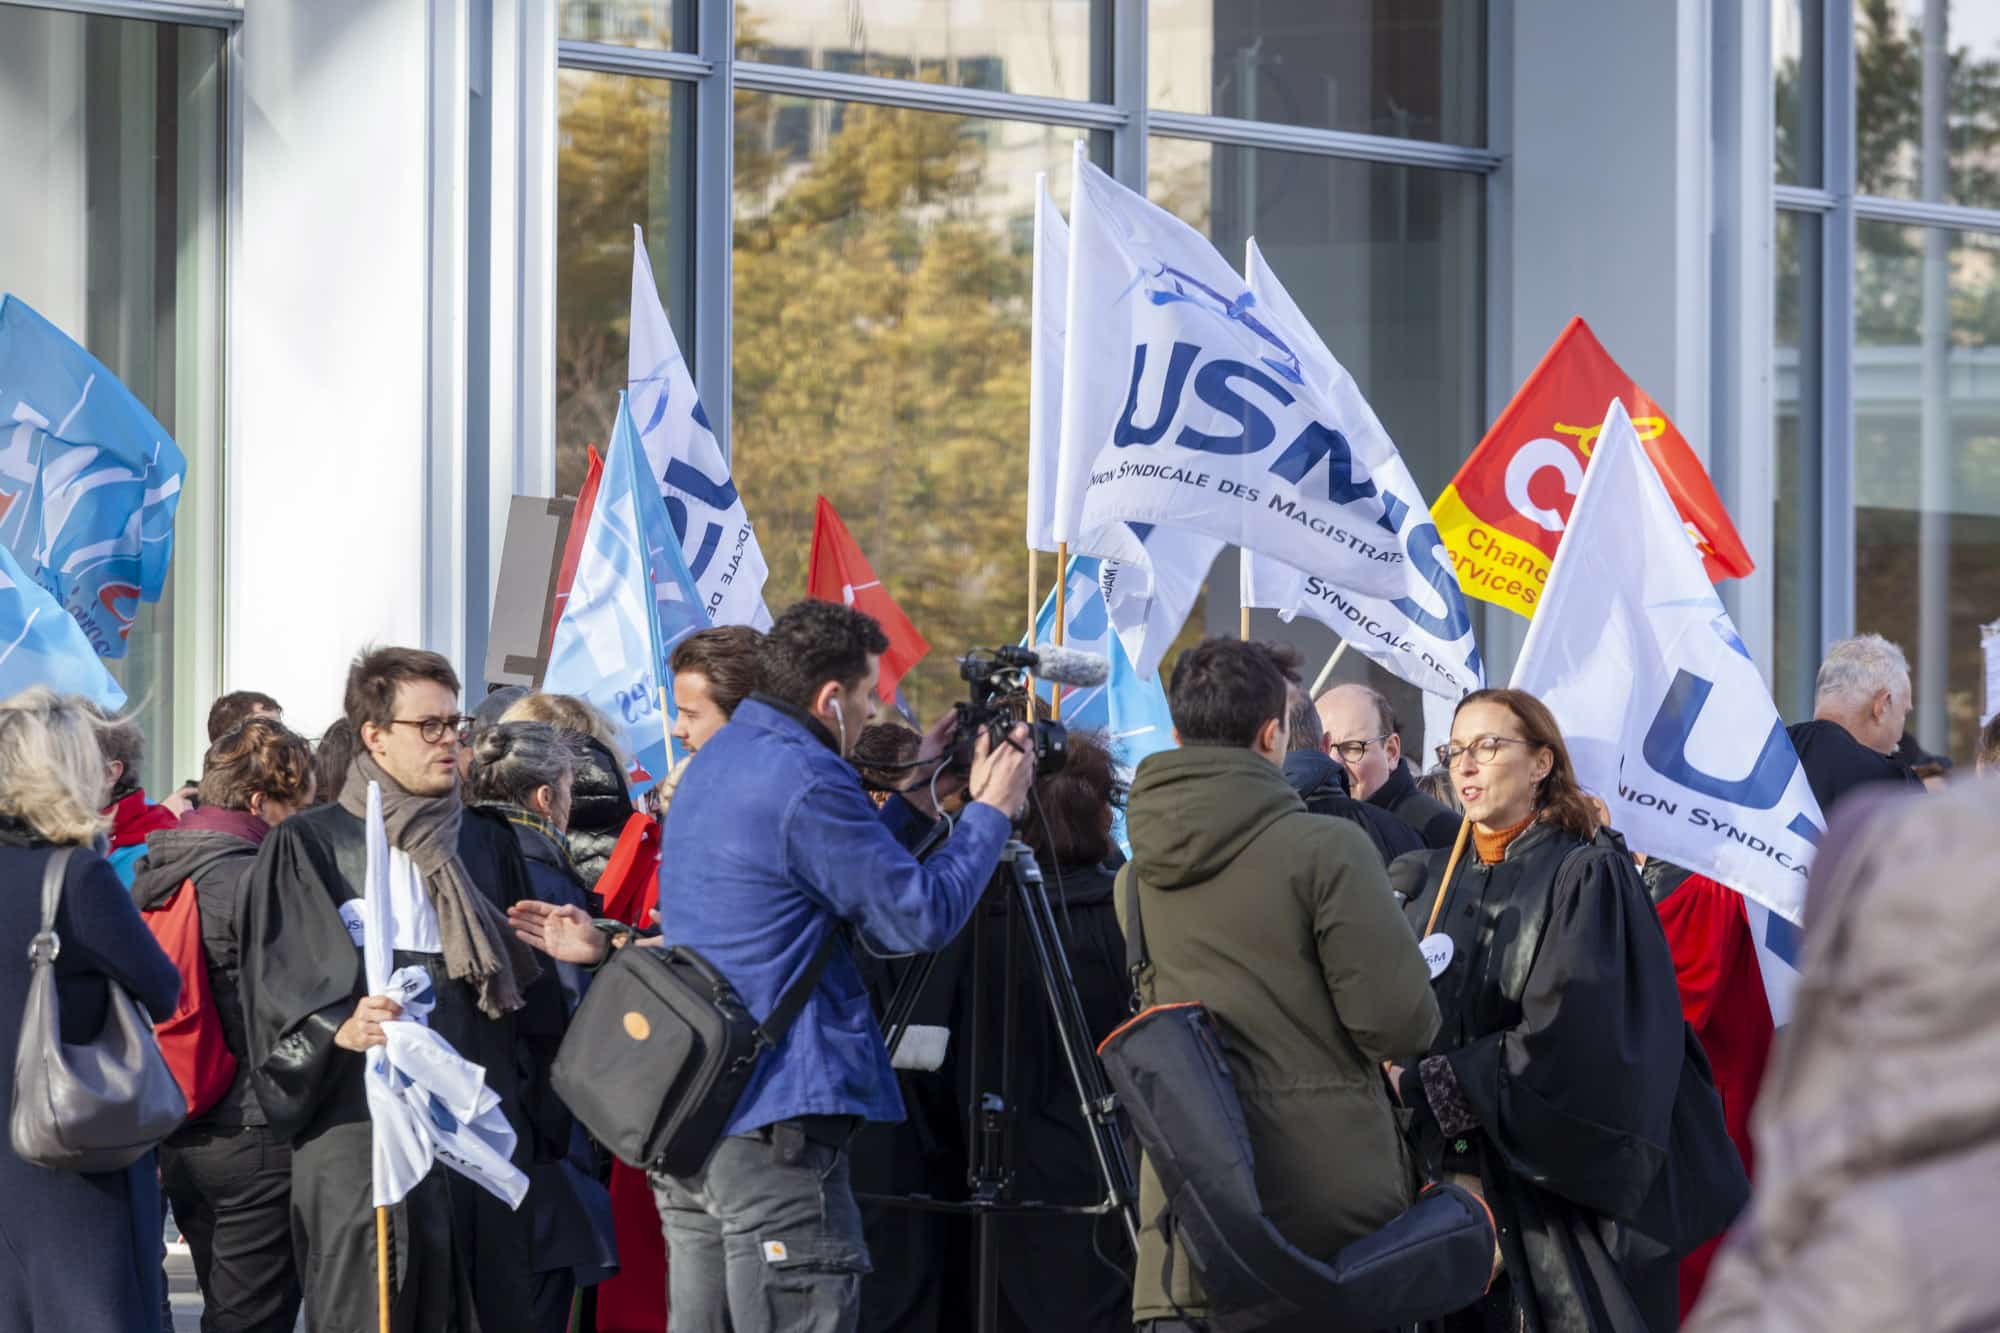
[
  {"xmin": 104, "ymin": 789, "xmax": 178, "ymax": 850},
  {"xmin": 805, "ymin": 495, "xmax": 930, "ymax": 703},
  {"xmin": 593, "ymin": 810, "xmax": 668, "ymax": 1330},
  {"xmin": 1654, "ymin": 873, "xmax": 1773, "ymax": 1319}
]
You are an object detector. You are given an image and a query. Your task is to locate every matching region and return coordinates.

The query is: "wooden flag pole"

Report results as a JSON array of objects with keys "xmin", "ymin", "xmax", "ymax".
[
  {"xmin": 1423, "ymin": 818, "xmax": 1475, "ymax": 940},
  {"xmin": 376, "ymin": 1205, "xmax": 391, "ymax": 1333},
  {"xmin": 1239, "ymin": 605, "xmax": 1250, "ymax": 640},
  {"xmin": 1052, "ymin": 542, "xmax": 1068, "ymax": 720},
  {"xmin": 1309, "ymin": 640, "xmax": 1351, "ymax": 696}
]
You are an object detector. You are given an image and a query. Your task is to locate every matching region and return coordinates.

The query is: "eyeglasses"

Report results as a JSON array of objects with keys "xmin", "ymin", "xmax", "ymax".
[
  {"xmin": 1435, "ymin": 735, "xmax": 1537, "ymax": 771},
  {"xmin": 1329, "ymin": 734, "xmax": 1391, "ymax": 763},
  {"xmin": 389, "ymin": 715, "xmax": 472, "ymax": 745}
]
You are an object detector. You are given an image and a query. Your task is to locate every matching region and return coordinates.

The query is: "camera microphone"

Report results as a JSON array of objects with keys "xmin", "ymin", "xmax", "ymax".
[{"xmin": 1030, "ymin": 643, "xmax": 1111, "ymax": 689}]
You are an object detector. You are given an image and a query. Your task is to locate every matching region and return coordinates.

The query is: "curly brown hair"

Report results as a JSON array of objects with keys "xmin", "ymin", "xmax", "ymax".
[
  {"xmin": 199, "ymin": 717, "xmax": 317, "ymax": 811},
  {"xmin": 1452, "ymin": 688, "xmax": 1600, "ymax": 841}
]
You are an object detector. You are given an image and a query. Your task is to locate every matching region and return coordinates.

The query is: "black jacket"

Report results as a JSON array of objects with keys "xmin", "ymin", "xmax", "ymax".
[
  {"xmin": 131, "ymin": 809, "xmax": 270, "ymax": 1129},
  {"xmin": 1366, "ymin": 762, "xmax": 1463, "ymax": 850},
  {"xmin": 1786, "ymin": 719, "xmax": 1923, "ymax": 817},
  {"xmin": 565, "ymin": 735, "xmax": 631, "ymax": 890},
  {"xmin": 481, "ymin": 803, "xmax": 597, "ymax": 1013},
  {"xmin": 1282, "ymin": 751, "xmax": 1427, "ymax": 867}
]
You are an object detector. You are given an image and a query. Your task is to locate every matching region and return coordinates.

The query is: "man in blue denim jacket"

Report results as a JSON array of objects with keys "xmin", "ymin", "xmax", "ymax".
[{"xmin": 515, "ymin": 600, "xmax": 1034, "ymax": 1331}]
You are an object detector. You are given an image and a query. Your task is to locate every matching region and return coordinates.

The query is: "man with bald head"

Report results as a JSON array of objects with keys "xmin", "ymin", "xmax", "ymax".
[{"xmin": 1314, "ymin": 683, "xmax": 1461, "ymax": 849}]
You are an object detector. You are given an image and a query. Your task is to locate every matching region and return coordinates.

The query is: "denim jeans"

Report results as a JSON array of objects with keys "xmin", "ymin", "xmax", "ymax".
[{"xmin": 651, "ymin": 1119, "xmax": 871, "ymax": 1333}]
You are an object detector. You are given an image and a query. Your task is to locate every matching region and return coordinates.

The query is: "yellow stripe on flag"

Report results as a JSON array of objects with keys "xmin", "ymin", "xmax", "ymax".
[{"xmin": 1432, "ymin": 486, "xmax": 1553, "ymax": 620}]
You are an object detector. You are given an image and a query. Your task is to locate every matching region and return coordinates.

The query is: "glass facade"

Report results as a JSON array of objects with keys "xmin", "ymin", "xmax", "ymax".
[
  {"xmin": 1148, "ymin": 1, "xmax": 1485, "ymax": 144},
  {"xmin": 0, "ymin": 6, "xmax": 225, "ymax": 795}
]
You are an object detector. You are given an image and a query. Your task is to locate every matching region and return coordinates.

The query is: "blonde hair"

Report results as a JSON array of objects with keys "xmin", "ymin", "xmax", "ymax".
[
  {"xmin": 0, "ymin": 688, "xmax": 115, "ymax": 845},
  {"xmin": 501, "ymin": 692, "xmax": 628, "ymax": 769}
]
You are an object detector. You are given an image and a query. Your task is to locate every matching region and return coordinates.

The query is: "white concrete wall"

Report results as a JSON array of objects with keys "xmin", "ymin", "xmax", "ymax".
[{"xmin": 229, "ymin": 2, "xmax": 439, "ymax": 735}]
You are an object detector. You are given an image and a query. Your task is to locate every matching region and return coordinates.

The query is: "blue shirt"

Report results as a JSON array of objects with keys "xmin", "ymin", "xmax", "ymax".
[{"xmin": 657, "ymin": 696, "xmax": 1012, "ymax": 1136}]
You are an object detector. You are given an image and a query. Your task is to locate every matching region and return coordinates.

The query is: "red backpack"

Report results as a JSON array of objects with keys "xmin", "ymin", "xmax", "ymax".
[{"xmin": 140, "ymin": 879, "xmax": 237, "ymax": 1120}]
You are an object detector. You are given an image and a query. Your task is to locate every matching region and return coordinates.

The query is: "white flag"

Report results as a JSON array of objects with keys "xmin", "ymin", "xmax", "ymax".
[
  {"xmin": 629, "ymin": 225, "xmax": 773, "ymax": 631},
  {"xmin": 362, "ymin": 782, "xmax": 530, "ymax": 1210},
  {"xmin": 1026, "ymin": 175, "xmax": 1067, "ymax": 553},
  {"xmin": 1238, "ymin": 240, "xmax": 1484, "ymax": 701},
  {"xmin": 1512, "ymin": 400, "xmax": 1820, "ymax": 925},
  {"xmin": 1100, "ymin": 524, "xmax": 1220, "ymax": 681},
  {"xmin": 1055, "ymin": 155, "xmax": 1412, "ymax": 603}
]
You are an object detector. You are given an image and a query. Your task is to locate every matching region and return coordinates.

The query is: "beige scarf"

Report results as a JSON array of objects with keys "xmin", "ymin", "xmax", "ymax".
[{"xmin": 339, "ymin": 752, "xmax": 539, "ymax": 1019}]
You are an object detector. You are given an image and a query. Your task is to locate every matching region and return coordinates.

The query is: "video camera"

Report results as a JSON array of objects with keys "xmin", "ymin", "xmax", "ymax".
[{"xmin": 946, "ymin": 643, "xmax": 1107, "ymax": 778}]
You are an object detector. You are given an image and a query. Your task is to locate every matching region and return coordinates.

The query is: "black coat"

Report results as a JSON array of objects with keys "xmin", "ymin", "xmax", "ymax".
[
  {"xmin": 1368, "ymin": 761, "xmax": 1464, "ymax": 849},
  {"xmin": 1391, "ymin": 822, "xmax": 1747, "ymax": 1333},
  {"xmin": 1283, "ymin": 751, "xmax": 1428, "ymax": 866},
  {"xmin": 0, "ymin": 835, "xmax": 180, "ymax": 1333},
  {"xmin": 481, "ymin": 803, "xmax": 596, "ymax": 1012},
  {"xmin": 239, "ymin": 802, "xmax": 570, "ymax": 1332},
  {"xmin": 1786, "ymin": 719, "xmax": 1924, "ymax": 817}
]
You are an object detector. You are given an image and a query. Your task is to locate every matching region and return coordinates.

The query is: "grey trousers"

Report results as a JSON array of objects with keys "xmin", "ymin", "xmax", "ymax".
[{"xmin": 651, "ymin": 1122, "xmax": 872, "ymax": 1333}]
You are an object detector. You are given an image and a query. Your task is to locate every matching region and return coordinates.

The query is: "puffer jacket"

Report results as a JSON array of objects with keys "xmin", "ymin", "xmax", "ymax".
[
  {"xmin": 1688, "ymin": 779, "xmax": 2000, "ymax": 1332},
  {"xmin": 565, "ymin": 735, "xmax": 630, "ymax": 889}
]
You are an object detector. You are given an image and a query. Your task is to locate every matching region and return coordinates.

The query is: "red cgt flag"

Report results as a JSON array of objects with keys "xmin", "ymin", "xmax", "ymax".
[
  {"xmin": 1433, "ymin": 317, "xmax": 1753, "ymax": 618},
  {"xmin": 546, "ymin": 444, "xmax": 606, "ymax": 650},
  {"xmin": 807, "ymin": 495, "xmax": 930, "ymax": 703}
]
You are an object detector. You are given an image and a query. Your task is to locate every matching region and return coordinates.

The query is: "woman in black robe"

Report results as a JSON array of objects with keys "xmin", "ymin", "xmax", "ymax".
[{"xmin": 1388, "ymin": 689, "xmax": 1747, "ymax": 1333}]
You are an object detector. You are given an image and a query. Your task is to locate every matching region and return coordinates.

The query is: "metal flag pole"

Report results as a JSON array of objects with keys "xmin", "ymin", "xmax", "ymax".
[{"xmin": 1310, "ymin": 640, "xmax": 1351, "ymax": 696}]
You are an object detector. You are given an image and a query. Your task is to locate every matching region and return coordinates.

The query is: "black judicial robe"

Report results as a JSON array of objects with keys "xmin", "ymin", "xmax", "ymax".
[
  {"xmin": 1390, "ymin": 823, "xmax": 1747, "ymax": 1333},
  {"xmin": 239, "ymin": 802, "xmax": 569, "ymax": 1333}
]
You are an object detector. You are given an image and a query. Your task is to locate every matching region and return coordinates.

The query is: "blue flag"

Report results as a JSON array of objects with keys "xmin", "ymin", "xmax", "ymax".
[
  {"xmin": 0, "ymin": 295, "xmax": 186, "ymax": 658},
  {"xmin": 1031, "ymin": 555, "xmax": 1177, "ymax": 853},
  {"xmin": 544, "ymin": 394, "xmax": 711, "ymax": 795},
  {"xmin": 0, "ymin": 542, "xmax": 126, "ymax": 710}
]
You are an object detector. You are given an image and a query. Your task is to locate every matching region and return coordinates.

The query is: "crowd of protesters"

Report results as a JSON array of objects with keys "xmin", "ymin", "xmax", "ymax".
[{"xmin": 0, "ymin": 608, "xmax": 1992, "ymax": 1333}]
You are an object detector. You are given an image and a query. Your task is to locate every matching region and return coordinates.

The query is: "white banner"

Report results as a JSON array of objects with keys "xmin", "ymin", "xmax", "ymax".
[
  {"xmin": 1512, "ymin": 400, "xmax": 1820, "ymax": 925},
  {"xmin": 629, "ymin": 225, "xmax": 773, "ymax": 631},
  {"xmin": 1237, "ymin": 240, "xmax": 1484, "ymax": 701},
  {"xmin": 1054, "ymin": 154, "xmax": 1414, "ymax": 604}
]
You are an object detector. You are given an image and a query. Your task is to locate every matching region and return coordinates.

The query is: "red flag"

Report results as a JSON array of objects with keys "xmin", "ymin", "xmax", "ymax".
[
  {"xmin": 806, "ymin": 495, "xmax": 930, "ymax": 703},
  {"xmin": 1434, "ymin": 317, "xmax": 1753, "ymax": 618},
  {"xmin": 546, "ymin": 444, "xmax": 605, "ymax": 650}
]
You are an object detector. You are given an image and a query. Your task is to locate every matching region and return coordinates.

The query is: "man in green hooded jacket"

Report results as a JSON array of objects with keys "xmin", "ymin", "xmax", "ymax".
[{"xmin": 1117, "ymin": 639, "xmax": 1442, "ymax": 1330}]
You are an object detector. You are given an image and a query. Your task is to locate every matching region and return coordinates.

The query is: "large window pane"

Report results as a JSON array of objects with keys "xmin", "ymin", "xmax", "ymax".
[
  {"xmin": 731, "ymin": 95, "xmax": 1096, "ymax": 716},
  {"xmin": 1853, "ymin": 0, "xmax": 2000, "ymax": 208},
  {"xmin": 1148, "ymin": 135, "xmax": 1484, "ymax": 747},
  {"xmin": 738, "ymin": 1, "xmax": 1103, "ymax": 104},
  {"xmin": 0, "ymin": 9, "xmax": 226, "ymax": 794},
  {"xmin": 1774, "ymin": 0, "xmax": 1823, "ymax": 186},
  {"xmin": 1854, "ymin": 221, "xmax": 2000, "ymax": 763},
  {"xmin": 1149, "ymin": 1, "xmax": 1485, "ymax": 146},
  {"xmin": 560, "ymin": 1, "xmax": 680, "ymax": 50},
  {"xmin": 556, "ymin": 69, "xmax": 693, "ymax": 499},
  {"xmin": 1773, "ymin": 209, "xmax": 1822, "ymax": 720}
]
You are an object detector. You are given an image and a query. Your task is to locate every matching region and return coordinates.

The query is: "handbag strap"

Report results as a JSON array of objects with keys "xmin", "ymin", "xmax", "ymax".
[
  {"xmin": 30, "ymin": 847, "xmax": 75, "ymax": 964},
  {"xmin": 753, "ymin": 929, "xmax": 842, "ymax": 1050},
  {"xmin": 1121, "ymin": 865, "xmax": 1150, "ymax": 1011}
]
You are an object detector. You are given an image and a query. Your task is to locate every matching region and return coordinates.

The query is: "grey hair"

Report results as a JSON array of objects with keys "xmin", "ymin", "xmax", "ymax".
[
  {"xmin": 1814, "ymin": 634, "xmax": 1911, "ymax": 707},
  {"xmin": 465, "ymin": 721, "xmax": 578, "ymax": 810},
  {"xmin": 0, "ymin": 688, "xmax": 115, "ymax": 845},
  {"xmin": 1316, "ymin": 681, "xmax": 1399, "ymax": 739}
]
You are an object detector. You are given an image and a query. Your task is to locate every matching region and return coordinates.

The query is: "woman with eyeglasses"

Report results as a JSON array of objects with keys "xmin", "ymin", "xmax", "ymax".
[{"xmin": 1388, "ymin": 689, "xmax": 1747, "ymax": 1333}]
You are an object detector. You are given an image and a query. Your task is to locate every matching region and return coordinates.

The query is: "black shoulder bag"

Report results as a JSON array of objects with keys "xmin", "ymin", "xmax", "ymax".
[{"xmin": 553, "ymin": 930, "xmax": 839, "ymax": 1179}]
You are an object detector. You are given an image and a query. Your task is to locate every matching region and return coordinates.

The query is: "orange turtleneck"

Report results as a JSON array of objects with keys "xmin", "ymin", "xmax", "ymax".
[{"xmin": 1473, "ymin": 811, "xmax": 1537, "ymax": 865}]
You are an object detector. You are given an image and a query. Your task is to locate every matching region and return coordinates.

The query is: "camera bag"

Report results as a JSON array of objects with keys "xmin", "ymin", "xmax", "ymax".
[
  {"xmin": 553, "ymin": 929, "xmax": 838, "ymax": 1179},
  {"xmin": 1098, "ymin": 872, "xmax": 1496, "ymax": 1331}
]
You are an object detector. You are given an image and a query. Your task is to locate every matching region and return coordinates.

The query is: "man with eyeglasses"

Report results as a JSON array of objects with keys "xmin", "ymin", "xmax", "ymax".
[
  {"xmin": 239, "ymin": 646, "xmax": 568, "ymax": 1332},
  {"xmin": 1315, "ymin": 683, "xmax": 1462, "ymax": 850}
]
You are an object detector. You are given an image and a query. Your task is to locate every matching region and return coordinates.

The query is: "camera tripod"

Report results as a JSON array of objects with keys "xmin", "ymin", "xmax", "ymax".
[{"xmin": 866, "ymin": 837, "xmax": 1142, "ymax": 1333}]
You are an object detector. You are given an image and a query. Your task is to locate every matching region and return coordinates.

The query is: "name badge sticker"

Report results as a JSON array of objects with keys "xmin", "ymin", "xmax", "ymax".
[{"xmin": 1419, "ymin": 933, "xmax": 1454, "ymax": 979}]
